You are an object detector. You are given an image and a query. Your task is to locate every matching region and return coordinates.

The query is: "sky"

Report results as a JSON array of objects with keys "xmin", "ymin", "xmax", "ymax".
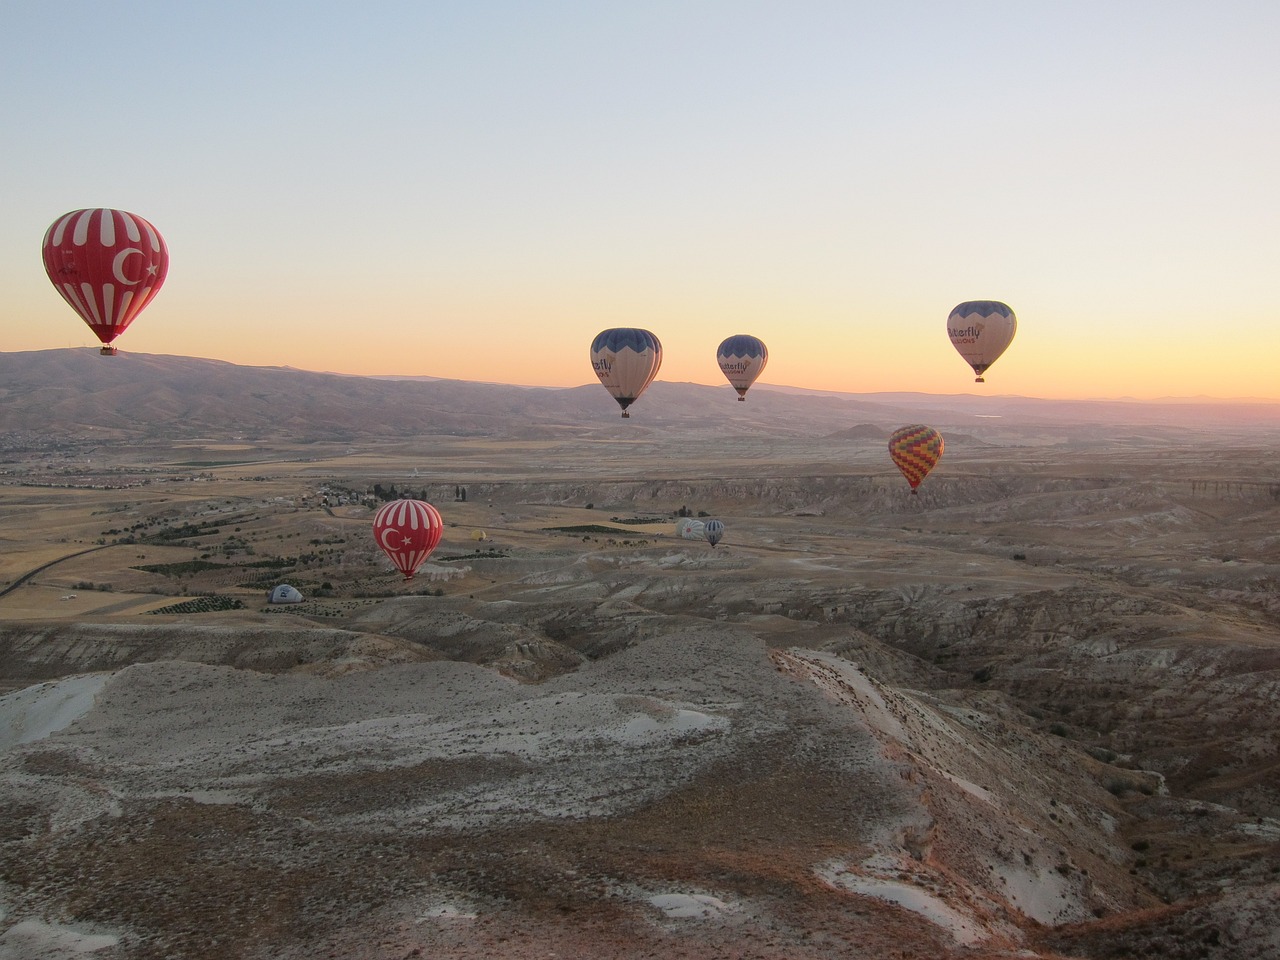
[{"xmin": 3, "ymin": 1, "xmax": 1278, "ymax": 400}]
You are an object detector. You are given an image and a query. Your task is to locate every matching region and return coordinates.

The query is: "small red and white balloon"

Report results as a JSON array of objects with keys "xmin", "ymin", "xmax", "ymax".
[{"xmin": 372, "ymin": 499, "xmax": 444, "ymax": 580}]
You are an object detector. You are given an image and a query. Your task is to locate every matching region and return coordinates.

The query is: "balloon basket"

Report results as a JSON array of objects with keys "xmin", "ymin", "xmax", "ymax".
[
  {"xmin": 99, "ymin": 346, "xmax": 118, "ymax": 357},
  {"xmin": 620, "ymin": 412, "xmax": 630, "ymax": 418},
  {"xmin": 974, "ymin": 376, "xmax": 984, "ymax": 383}
]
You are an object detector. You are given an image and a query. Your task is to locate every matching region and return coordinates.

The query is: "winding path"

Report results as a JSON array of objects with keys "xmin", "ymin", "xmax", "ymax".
[{"xmin": 0, "ymin": 545, "xmax": 110, "ymax": 599}]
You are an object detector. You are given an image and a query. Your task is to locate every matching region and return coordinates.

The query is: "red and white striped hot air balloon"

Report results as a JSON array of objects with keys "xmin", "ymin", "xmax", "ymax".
[
  {"xmin": 372, "ymin": 499, "xmax": 444, "ymax": 580},
  {"xmin": 42, "ymin": 208, "xmax": 169, "ymax": 355}
]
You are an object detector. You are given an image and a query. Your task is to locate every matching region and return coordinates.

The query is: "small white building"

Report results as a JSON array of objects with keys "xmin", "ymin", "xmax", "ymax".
[{"xmin": 267, "ymin": 584, "xmax": 304, "ymax": 604}]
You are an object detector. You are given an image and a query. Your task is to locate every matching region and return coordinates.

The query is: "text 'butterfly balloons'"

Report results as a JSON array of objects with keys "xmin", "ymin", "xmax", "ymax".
[
  {"xmin": 888, "ymin": 425, "xmax": 944, "ymax": 494},
  {"xmin": 946, "ymin": 300, "xmax": 1016, "ymax": 382},
  {"xmin": 590, "ymin": 328, "xmax": 663, "ymax": 417},
  {"xmin": 373, "ymin": 499, "xmax": 443, "ymax": 580},
  {"xmin": 716, "ymin": 334, "xmax": 768, "ymax": 400},
  {"xmin": 42, "ymin": 208, "xmax": 169, "ymax": 355}
]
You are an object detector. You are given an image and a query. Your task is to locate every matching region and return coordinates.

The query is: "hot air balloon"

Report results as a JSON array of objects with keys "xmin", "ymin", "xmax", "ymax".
[
  {"xmin": 590, "ymin": 328, "xmax": 662, "ymax": 417},
  {"xmin": 373, "ymin": 499, "xmax": 443, "ymax": 580},
  {"xmin": 42, "ymin": 208, "xmax": 169, "ymax": 356},
  {"xmin": 888, "ymin": 425, "xmax": 944, "ymax": 494},
  {"xmin": 704, "ymin": 519, "xmax": 724, "ymax": 547},
  {"xmin": 947, "ymin": 300, "xmax": 1016, "ymax": 382},
  {"xmin": 716, "ymin": 334, "xmax": 768, "ymax": 401},
  {"xmin": 676, "ymin": 518, "xmax": 705, "ymax": 540}
]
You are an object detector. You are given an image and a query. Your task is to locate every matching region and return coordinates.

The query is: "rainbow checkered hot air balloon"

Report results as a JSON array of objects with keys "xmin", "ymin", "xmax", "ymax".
[{"xmin": 888, "ymin": 425, "xmax": 944, "ymax": 494}]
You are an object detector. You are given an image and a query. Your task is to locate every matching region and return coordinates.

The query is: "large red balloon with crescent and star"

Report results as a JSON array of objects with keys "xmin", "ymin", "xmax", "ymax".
[
  {"xmin": 42, "ymin": 208, "xmax": 169, "ymax": 355},
  {"xmin": 372, "ymin": 499, "xmax": 444, "ymax": 580}
]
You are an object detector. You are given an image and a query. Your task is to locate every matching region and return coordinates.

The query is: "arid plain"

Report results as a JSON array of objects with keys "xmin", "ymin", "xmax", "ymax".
[{"xmin": 1, "ymin": 350, "xmax": 1279, "ymax": 959}]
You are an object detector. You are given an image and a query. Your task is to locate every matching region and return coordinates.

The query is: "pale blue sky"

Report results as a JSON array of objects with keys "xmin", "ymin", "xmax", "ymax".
[{"xmin": 4, "ymin": 2, "xmax": 1278, "ymax": 398}]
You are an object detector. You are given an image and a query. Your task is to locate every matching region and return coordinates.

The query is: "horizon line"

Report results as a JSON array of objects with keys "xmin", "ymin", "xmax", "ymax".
[{"xmin": 20, "ymin": 346, "xmax": 1280, "ymax": 406}]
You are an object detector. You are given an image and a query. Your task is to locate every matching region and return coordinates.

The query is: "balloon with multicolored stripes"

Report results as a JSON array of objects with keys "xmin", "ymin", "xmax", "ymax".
[
  {"xmin": 888, "ymin": 425, "xmax": 944, "ymax": 494},
  {"xmin": 42, "ymin": 208, "xmax": 169, "ymax": 356},
  {"xmin": 373, "ymin": 499, "xmax": 444, "ymax": 580}
]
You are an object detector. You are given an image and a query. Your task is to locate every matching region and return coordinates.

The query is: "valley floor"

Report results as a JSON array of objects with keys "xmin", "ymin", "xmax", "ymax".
[{"xmin": 1, "ymin": 432, "xmax": 1278, "ymax": 959}]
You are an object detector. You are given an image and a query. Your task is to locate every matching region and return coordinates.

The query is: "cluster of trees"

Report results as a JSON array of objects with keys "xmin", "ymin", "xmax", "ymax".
[
  {"xmin": 673, "ymin": 505, "xmax": 710, "ymax": 518},
  {"xmin": 369, "ymin": 484, "xmax": 467, "ymax": 502}
]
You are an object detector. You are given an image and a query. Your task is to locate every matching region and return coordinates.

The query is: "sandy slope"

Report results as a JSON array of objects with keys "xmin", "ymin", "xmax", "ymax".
[{"xmin": 0, "ymin": 621, "xmax": 1114, "ymax": 960}]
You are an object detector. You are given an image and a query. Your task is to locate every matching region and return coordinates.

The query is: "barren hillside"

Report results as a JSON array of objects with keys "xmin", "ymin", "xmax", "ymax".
[{"xmin": 0, "ymin": 356, "xmax": 1278, "ymax": 958}]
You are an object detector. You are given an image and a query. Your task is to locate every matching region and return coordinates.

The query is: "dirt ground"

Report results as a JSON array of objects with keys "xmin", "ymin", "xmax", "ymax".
[{"xmin": 2, "ymin": 428, "xmax": 1279, "ymax": 959}]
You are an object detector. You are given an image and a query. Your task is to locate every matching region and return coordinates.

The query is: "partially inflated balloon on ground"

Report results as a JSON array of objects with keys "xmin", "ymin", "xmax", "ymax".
[
  {"xmin": 590, "ymin": 328, "xmax": 662, "ymax": 417},
  {"xmin": 373, "ymin": 499, "xmax": 443, "ymax": 580},
  {"xmin": 947, "ymin": 300, "xmax": 1016, "ymax": 382},
  {"xmin": 704, "ymin": 519, "xmax": 724, "ymax": 547},
  {"xmin": 888, "ymin": 425, "xmax": 944, "ymax": 494},
  {"xmin": 42, "ymin": 208, "xmax": 169, "ymax": 356}
]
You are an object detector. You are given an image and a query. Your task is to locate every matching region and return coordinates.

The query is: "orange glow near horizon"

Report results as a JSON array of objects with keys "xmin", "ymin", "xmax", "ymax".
[
  {"xmin": 13, "ymin": 287, "xmax": 1280, "ymax": 403},
  {"xmin": 5, "ymin": 6, "xmax": 1279, "ymax": 405}
]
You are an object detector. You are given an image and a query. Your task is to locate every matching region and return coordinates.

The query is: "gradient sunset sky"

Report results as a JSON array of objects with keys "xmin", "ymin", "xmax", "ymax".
[{"xmin": 4, "ymin": 2, "xmax": 1277, "ymax": 400}]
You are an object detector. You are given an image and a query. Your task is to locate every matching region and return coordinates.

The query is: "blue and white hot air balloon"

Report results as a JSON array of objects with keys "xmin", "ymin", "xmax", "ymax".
[
  {"xmin": 716, "ymin": 334, "xmax": 768, "ymax": 401},
  {"xmin": 590, "ymin": 327, "xmax": 662, "ymax": 418},
  {"xmin": 704, "ymin": 519, "xmax": 724, "ymax": 547},
  {"xmin": 946, "ymin": 301, "xmax": 1017, "ymax": 382}
]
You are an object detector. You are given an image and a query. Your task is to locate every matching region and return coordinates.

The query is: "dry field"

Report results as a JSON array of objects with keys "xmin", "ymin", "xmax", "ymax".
[{"xmin": 1, "ymin": 427, "xmax": 1279, "ymax": 959}]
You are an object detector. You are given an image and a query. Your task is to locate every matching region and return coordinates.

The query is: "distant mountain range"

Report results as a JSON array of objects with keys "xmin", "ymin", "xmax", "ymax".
[{"xmin": 2, "ymin": 348, "xmax": 1278, "ymax": 443}]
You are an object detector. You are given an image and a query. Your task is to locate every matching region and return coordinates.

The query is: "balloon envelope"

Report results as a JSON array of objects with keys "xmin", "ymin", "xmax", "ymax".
[
  {"xmin": 716, "ymin": 334, "xmax": 768, "ymax": 400},
  {"xmin": 888, "ymin": 425, "xmax": 944, "ymax": 492},
  {"xmin": 704, "ymin": 518, "xmax": 724, "ymax": 547},
  {"xmin": 590, "ymin": 328, "xmax": 662, "ymax": 417},
  {"xmin": 42, "ymin": 208, "xmax": 169, "ymax": 353},
  {"xmin": 373, "ymin": 499, "xmax": 444, "ymax": 580},
  {"xmin": 947, "ymin": 300, "xmax": 1016, "ymax": 382},
  {"xmin": 676, "ymin": 518, "xmax": 705, "ymax": 540}
]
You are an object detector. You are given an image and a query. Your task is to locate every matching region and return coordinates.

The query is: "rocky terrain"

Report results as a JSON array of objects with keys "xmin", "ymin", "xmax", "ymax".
[{"xmin": 0, "ymin": 353, "xmax": 1278, "ymax": 958}]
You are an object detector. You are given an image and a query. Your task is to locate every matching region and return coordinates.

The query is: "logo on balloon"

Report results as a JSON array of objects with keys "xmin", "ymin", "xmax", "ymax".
[
  {"xmin": 372, "ymin": 499, "xmax": 444, "ymax": 580},
  {"xmin": 41, "ymin": 208, "xmax": 169, "ymax": 354}
]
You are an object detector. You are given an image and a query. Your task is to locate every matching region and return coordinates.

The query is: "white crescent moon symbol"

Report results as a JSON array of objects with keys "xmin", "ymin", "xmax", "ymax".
[
  {"xmin": 379, "ymin": 528, "xmax": 403, "ymax": 550},
  {"xmin": 112, "ymin": 248, "xmax": 144, "ymax": 285}
]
